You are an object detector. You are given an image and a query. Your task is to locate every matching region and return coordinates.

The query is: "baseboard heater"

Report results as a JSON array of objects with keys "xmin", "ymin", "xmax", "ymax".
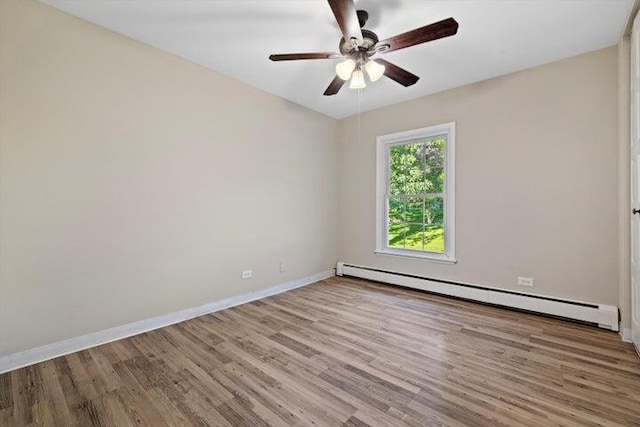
[{"xmin": 336, "ymin": 262, "xmax": 619, "ymax": 332}]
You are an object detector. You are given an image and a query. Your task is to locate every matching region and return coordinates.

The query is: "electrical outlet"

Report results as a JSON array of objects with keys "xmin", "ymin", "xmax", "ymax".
[
  {"xmin": 241, "ymin": 270, "xmax": 252, "ymax": 279},
  {"xmin": 279, "ymin": 262, "xmax": 286, "ymax": 273},
  {"xmin": 517, "ymin": 276, "xmax": 534, "ymax": 287}
]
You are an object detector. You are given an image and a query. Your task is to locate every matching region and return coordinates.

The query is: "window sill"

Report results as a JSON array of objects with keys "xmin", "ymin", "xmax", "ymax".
[{"xmin": 374, "ymin": 249, "xmax": 457, "ymax": 264}]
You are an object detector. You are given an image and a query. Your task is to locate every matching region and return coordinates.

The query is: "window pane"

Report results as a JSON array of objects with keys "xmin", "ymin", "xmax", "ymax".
[
  {"xmin": 405, "ymin": 197, "xmax": 423, "ymax": 223},
  {"xmin": 425, "ymin": 224, "xmax": 444, "ymax": 253},
  {"xmin": 423, "ymin": 138, "xmax": 446, "ymax": 193},
  {"xmin": 388, "ymin": 223, "xmax": 406, "ymax": 248},
  {"xmin": 406, "ymin": 155, "xmax": 428, "ymax": 195},
  {"xmin": 425, "ymin": 197, "xmax": 444, "ymax": 225},
  {"xmin": 404, "ymin": 223, "xmax": 425, "ymax": 251},
  {"xmin": 388, "ymin": 197, "xmax": 404, "ymax": 224},
  {"xmin": 389, "ymin": 145, "xmax": 407, "ymax": 195},
  {"xmin": 424, "ymin": 196, "xmax": 445, "ymax": 253}
]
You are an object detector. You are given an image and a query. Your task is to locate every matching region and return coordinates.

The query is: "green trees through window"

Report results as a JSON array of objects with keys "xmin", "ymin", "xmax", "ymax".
[{"xmin": 387, "ymin": 137, "xmax": 446, "ymax": 253}]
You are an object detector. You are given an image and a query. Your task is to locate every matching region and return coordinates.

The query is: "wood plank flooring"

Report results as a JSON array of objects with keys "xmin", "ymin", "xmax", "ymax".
[{"xmin": 1, "ymin": 276, "xmax": 640, "ymax": 426}]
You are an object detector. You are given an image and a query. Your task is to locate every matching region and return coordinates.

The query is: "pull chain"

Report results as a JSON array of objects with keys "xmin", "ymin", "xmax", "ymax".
[{"xmin": 357, "ymin": 88, "xmax": 362, "ymax": 145}]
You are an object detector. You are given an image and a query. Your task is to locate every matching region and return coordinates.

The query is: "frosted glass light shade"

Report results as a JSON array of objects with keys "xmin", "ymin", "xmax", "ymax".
[
  {"xmin": 365, "ymin": 60, "xmax": 385, "ymax": 82},
  {"xmin": 335, "ymin": 59, "xmax": 356, "ymax": 80},
  {"xmin": 349, "ymin": 69, "xmax": 366, "ymax": 89}
]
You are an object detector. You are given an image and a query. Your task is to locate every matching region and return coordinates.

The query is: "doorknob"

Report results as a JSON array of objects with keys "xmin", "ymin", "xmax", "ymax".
[{"xmin": 634, "ymin": 209, "xmax": 640, "ymax": 215}]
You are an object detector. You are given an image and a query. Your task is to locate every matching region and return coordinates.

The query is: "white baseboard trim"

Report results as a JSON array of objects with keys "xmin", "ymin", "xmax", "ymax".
[
  {"xmin": 0, "ymin": 270, "xmax": 334, "ymax": 375},
  {"xmin": 337, "ymin": 261, "xmax": 620, "ymax": 332},
  {"xmin": 621, "ymin": 327, "xmax": 633, "ymax": 343}
]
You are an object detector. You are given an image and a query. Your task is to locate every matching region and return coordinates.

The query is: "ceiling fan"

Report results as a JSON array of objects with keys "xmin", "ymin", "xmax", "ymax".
[{"xmin": 269, "ymin": 0, "xmax": 459, "ymax": 96}]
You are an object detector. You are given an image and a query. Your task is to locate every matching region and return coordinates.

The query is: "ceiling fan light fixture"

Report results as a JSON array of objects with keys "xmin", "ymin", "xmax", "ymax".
[
  {"xmin": 349, "ymin": 69, "xmax": 366, "ymax": 89},
  {"xmin": 365, "ymin": 60, "xmax": 385, "ymax": 82},
  {"xmin": 335, "ymin": 58, "xmax": 356, "ymax": 80}
]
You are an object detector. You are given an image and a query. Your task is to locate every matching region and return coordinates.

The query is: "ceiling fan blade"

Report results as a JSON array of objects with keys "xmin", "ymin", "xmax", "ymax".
[
  {"xmin": 327, "ymin": 0, "xmax": 363, "ymax": 48},
  {"xmin": 269, "ymin": 52, "xmax": 341, "ymax": 61},
  {"xmin": 376, "ymin": 17, "xmax": 458, "ymax": 54},
  {"xmin": 323, "ymin": 75, "xmax": 346, "ymax": 96},
  {"xmin": 375, "ymin": 59, "xmax": 419, "ymax": 87}
]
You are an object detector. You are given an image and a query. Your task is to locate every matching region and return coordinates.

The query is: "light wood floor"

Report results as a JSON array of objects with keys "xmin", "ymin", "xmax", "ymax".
[{"xmin": 2, "ymin": 276, "xmax": 640, "ymax": 426}]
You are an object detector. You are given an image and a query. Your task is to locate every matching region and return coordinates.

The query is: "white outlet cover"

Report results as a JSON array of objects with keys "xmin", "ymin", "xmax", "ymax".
[
  {"xmin": 517, "ymin": 276, "xmax": 534, "ymax": 287},
  {"xmin": 241, "ymin": 270, "xmax": 252, "ymax": 279}
]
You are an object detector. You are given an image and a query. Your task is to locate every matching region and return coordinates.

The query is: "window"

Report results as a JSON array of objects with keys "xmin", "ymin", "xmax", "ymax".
[{"xmin": 376, "ymin": 122, "xmax": 455, "ymax": 263}]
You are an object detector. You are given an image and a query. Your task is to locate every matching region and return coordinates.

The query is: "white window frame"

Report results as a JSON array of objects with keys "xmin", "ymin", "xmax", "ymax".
[{"xmin": 375, "ymin": 122, "xmax": 456, "ymax": 264}]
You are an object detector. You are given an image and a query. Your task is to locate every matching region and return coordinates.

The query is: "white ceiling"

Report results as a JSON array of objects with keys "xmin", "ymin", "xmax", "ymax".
[{"xmin": 41, "ymin": 0, "xmax": 633, "ymax": 119}]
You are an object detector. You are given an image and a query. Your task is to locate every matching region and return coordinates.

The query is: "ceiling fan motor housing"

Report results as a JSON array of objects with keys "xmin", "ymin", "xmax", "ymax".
[{"xmin": 339, "ymin": 28, "xmax": 379, "ymax": 61}]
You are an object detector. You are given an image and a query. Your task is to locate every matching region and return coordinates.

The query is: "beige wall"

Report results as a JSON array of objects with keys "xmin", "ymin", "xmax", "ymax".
[
  {"xmin": 337, "ymin": 47, "xmax": 620, "ymax": 306},
  {"xmin": 0, "ymin": 0, "xmax": 338, "ymax": 356}
]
